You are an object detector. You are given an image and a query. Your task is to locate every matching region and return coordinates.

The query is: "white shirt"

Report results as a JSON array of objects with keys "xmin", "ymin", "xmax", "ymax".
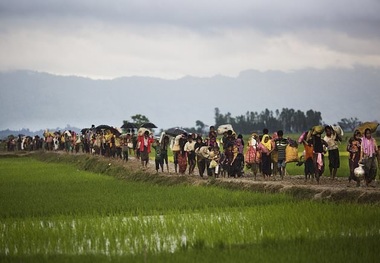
[
  {"xmin": 323, "ymin": 133, "xmax": 338, "ymax": 150},
  {"xmin": 184, "ymin": 141, "xmax": 196, "ymax": 152}
]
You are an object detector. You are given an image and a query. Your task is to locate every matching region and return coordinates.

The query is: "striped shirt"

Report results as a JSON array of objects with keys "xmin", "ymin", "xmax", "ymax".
[{"xmin": 275, "ymin": 138, "xmax": 288, "ymax": 161}]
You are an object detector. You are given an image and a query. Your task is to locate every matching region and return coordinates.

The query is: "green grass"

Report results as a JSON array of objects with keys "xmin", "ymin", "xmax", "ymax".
[
  {"xmin": 1, "ymin": 155, "xmax": 380, "ymax": 262},
  {"xmin": 0, "ymin": 157, "xmax": 289, "ymax": 218}
]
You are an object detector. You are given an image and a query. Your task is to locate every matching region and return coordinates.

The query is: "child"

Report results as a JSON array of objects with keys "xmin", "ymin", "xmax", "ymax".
[
  {"xmin": 208, "ymin": 146, "xmax": 221, "ymax": 178},
  {"xmin": 218, "ymin": 150, "xmax": 227, "ymax": 177},
  {"xmin": 152, "ymin": 139, "xmax": 163, "ymax": 173}
]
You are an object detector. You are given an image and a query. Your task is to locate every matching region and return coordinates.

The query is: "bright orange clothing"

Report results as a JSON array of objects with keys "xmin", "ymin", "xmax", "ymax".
[{"xmin": 303, "ymin": 142, "xmax": 314, "ymax": 160}]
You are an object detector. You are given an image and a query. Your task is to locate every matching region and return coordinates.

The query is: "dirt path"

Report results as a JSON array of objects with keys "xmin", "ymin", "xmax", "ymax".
[{"xmin": 105, "ymin": 153, "xmax": 380, "ymax": 203}]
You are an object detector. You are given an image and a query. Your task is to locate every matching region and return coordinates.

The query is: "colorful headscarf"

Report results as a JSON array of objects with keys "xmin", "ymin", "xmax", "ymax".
[{"xmin": 261, "ymin": 134, "xmax": 272, "ymax": 151}]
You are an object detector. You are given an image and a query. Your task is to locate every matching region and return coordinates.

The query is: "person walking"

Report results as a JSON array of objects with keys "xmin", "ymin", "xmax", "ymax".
[
  {"xmin": 360, "ymin": 128, "xmax": 378, "ymax": 187},
  {"xmin": 258, "ymin": 134, "xmax": 274, "ymax": 180},
  {"xmin": 177, "ymin": 133, "xmax": 188, "ymax": 174},
  {"xmin": 302, "ymin": 138, "xmax": 315, "ymax": 181},
  {"xmin": 138, "ymin": 130, "xmax": 154, "ymax": 168},
  {"xmin": 152, "ymin": 139, "xmax": 164, "ymax": 173},
  {"xmin": 194, "ymin": 136, "xmax": 207, "ymax": 177},
  {"xmin": 184, "ymin": 134, "xmax": 196, "ymax": 175},
  {"xmin": 161, "ymin": 135, "xmax": 170, "ymax": 173},
  {"xmin": 347, "ymin": 130, "xmax": 362, "ymax": 186},
  {"xmin": 245, "ymin": 133, "xmax": 261, "ymax": 180},
  {"xmin": 312, "ymin": 133, "xmax": 328, "ymax": 184},
  {"xmin": 274, "ymin": 130, "xmax": 288, "ymax": 180},
  {"xmin": 324, "ymin": 126, "xmax": 341, "ymax": 180},
  {"xmin": 122, "ymin": 136, "xmax": 129, "ymax": 162}
]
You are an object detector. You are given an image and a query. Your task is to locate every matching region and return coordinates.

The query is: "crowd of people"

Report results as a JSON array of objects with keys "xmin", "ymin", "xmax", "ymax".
[{"xmin": 3, "ymin": 124, "xmax": 380, "ymax": 187}]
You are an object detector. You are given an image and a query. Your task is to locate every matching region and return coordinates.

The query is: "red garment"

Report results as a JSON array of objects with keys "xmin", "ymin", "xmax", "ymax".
[
  {"xmin": 178, "ymin": 152, "xmax": 188, "ymax": 173},
  {"xmin": 245, "ymin": 146, "xmax": 261, "ymax": 164},
  {"xmin": 138, "ymin": 135, "xmax": 154, "ymax": 153}
]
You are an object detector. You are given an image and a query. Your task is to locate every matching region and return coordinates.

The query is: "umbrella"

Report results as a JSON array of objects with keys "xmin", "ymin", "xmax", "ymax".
[
  {"xmin": 121, "ymin": 122, "xmax": 137, "ymax": 129},
  {"xmin": 95, "ymin": 124, "xmax": 112, "ymax": 130},
  {"xmin": 141, "ymin": 122, "xmax": 157, "ymax": 129},
  {"xmin": 165, "ymin": 127, "xmax": 187, "ymax": 137},
  {"xmin": 81, "ymin": 128, "xmax": 90, "ymax": 134},
  {"xmin": 95, "ymin": 125, "xmax": 121, "ymax": 136}
]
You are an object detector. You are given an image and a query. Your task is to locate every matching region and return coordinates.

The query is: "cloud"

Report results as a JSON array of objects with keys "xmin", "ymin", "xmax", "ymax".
[
  {"xmin": 0, "ymin": 0, "xmax": 380, "ymax": 79},
  {"xmin": 2, "ymin": 0, "xmax": 379, "ymax": 35}
]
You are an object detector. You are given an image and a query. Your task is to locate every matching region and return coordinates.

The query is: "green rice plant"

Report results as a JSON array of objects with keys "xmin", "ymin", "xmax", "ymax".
[
  {"xmin": 1, "ymin": 156, "xmax": 380, "ymax": 262},
  {"xmin": 0, "ymin": 157, "xmax": 291, "ymax": 218},
  {"xmin": 1, "ymin": 202, "xmax": 379, "ymax": 259}
]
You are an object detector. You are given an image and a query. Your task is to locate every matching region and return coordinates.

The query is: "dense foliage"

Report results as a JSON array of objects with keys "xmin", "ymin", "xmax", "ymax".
[{"xmin": 214, "ymin": 107, "xmax": 323, "ymax": 134}]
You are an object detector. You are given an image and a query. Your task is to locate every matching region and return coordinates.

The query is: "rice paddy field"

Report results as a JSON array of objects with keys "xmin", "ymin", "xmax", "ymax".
[{"xmin": 1, "ymin": 153, "xmax": 380, "ymax": 262}]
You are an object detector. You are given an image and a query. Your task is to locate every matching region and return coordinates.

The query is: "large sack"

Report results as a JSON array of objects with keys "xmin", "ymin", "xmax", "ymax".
[
  {"xmin": 245, "ymin": 146, "xmax": 260, "ymax": 164},
  {"xmin": 332, "ymin": 125, "xmax": 344, "ymax": 137},
  {"xmin": 354, "ymin": 122, "xmax": 379, "ymax": 135},
  {"xmin": 195, "ymin": 146, "xmax": 210, "ymax": 159},
  {"xmin": 217, "ymin": 124, "xmax": 234, "ymax": 135},
  {"xmin": 311, "ymin": 125, "xmax": 324, "ymax": 135},
  {"xmin": 285, "ymin": 145, "xmax": 299, "ymax": 163},
  {"xmin": 171, "ymin": 134, "xmax": 181, "ymax": 152},
  {"xmin": 137, "ymin": 127, "xmax": 149, "ymax": 136},
  {"xmin": 43, "ymin": 130, "xmax": 55, "ymax": 138},
  {"xmin": 271, "ymin": 150, "xmax": 278, "ymax": 163},
  {"xmin": 104, "ymin": 133, "xmax": 113, "ymax": 142}
]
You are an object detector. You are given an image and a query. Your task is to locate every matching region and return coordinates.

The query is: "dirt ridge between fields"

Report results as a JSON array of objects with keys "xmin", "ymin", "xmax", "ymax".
[{"xmin": 3, "ymin": 151, "xmax": 380, "ymax": 204}]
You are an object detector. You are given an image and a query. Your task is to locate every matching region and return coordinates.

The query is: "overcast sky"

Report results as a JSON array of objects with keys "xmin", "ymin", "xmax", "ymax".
[
  {"xmin": 0, "ymin": 1, "xmax": 380, "ymax": 132},
  {"xmin": 1, "ymin": 0, "xmax": 380, "ymax": 79}
]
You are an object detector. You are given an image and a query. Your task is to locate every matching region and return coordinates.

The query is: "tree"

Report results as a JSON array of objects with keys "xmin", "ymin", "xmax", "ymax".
[
  {"xmin": 195, "ymin": 120, "xmax": 206, "ymax": 135},
  {"xmin": 338, "ymin": 117, "xmax": 361, "ymax": 131},
  {"xmin": 293, "ymin": 110, "xmax": 307, "ymax": 132},
  {"xmin": 130, "ymin": 114, "xmax": 150, "ymax": 127},
  {"xmin": 305, "ymin": 110, "xmax": 322, "ymax": 128},
  {"xmin": 214, "ymin": 107, "xmax": 225, "ymax": 127},
  {"xmin": 214, "ymin": 108, "xmax": 325, "ymax": 134},
  {"xmin": 279, "ymin": 108, "xmax": 293, "ymax": 132}
]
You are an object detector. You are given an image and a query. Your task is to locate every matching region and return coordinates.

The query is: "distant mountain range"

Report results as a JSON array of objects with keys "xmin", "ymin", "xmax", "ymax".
[{"xmin": 0, "ymin": 67, "xmax": 379, "ymax": 133}]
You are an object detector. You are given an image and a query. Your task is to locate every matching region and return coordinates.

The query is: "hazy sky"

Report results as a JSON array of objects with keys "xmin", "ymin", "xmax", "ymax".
[
  {"xmin": 1, "ymin": 0, "xmax": 380, "ymax": 79},
  {"xmin": 1, "ymin": 1, "xmax": 380, "ymax": 132}
]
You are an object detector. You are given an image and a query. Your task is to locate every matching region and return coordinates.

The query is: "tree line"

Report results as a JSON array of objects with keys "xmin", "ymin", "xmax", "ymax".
[
  {"xmin": 212, "ymin": 107, "xmax": 323, "ymax": 134},
  {"xmin": 177, "ymin": 108, "xmax": 365, "ymax": 135}
]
